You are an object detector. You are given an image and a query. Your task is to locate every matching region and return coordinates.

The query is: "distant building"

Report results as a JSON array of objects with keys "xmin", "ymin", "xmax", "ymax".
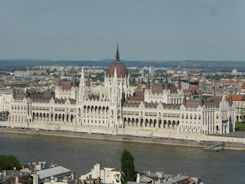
[
  {"xmin": 33, "ymin": 166, "xmax": 74, "ymax": 184},
  {"xmin": 128, "ymin": 170, "xmax": 202, "ymax": 184},
  {"xmin": 80, "ymin": 163, "xmax": 121, "ymax": 184},
  {"xmin": 14, "ymin": 71, "xmax": 30, "ymax": 78},
  {"xmin": 0, "ymin": 89, "xmax": 12, "ymax": 112}
]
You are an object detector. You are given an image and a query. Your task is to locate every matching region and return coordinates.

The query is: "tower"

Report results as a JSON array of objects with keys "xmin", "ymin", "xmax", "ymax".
[
  {"xmin": 110, "ymin": 67, "xmax": 122, "ymax": 128},
  {"xmin": 79, "ymin": 67, "xmax": 86, "ymax": 101}
]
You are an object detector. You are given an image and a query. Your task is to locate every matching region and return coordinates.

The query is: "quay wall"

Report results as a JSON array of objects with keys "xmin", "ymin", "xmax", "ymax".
[{"xmin": 1, "ymin": 121, "xmax": 245, "ymax": 150}]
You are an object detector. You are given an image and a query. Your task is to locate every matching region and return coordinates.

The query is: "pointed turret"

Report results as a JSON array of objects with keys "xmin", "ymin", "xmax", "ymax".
[
  {"xmin": 79, "ymin": 67, "xmax": 86, "ymax": 101},
  {"xmin": 80, "ymin": 67, "xmax": 85, "ymax": 83}
]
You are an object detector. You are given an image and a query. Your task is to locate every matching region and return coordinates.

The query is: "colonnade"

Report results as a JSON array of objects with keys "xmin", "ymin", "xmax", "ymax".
[
  {"xmin": 82, "ymin": 105, "xmax": 110, "ymax": 116},
  {"xmin": 124, "ymin": 117, "xmax": 179, "ymax": 129},
  {"xmin": 32, "ymin": 112, "xmax": 74, "ymax": 123}
]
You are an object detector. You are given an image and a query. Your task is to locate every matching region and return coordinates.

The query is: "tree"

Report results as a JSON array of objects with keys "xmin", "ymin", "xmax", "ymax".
[
  {"xmin": 120, "ymin": 149, "xmax": 135, "ymax": 184},
  {"xmin": 0, "ymin": 155, "xmax": 22, "ymax": 170}
]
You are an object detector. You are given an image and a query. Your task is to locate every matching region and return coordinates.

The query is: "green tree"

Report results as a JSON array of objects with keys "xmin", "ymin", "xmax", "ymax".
[
  {"xmin": 0, "ymin": 155, "xmax": 22, "ymax": 170},
  {"xmin": 120, "ymin": 149, "xmax": 135, "ymax": 184}
]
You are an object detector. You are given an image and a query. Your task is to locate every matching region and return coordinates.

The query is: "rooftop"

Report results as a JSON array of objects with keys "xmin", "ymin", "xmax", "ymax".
[{"xmin": 36, "ymin": 166, "xmax": 71, "ymax": 180}]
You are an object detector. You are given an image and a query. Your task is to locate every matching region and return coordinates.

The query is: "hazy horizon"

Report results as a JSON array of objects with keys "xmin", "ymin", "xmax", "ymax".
[{"xmin": 0, "ymin": 0, "xmax": 244, "ymax": 61}]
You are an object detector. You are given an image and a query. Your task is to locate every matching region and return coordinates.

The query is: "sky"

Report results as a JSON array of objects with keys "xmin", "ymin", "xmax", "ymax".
[{"xmin": 0, "ymin": 0, "xmax": 244, "ymax": 61}]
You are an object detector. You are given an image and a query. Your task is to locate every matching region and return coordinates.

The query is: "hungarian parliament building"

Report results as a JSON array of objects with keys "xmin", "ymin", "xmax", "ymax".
[{"xmin": 7, "ymin": 47, "xmax": 235, "ymax": 137}]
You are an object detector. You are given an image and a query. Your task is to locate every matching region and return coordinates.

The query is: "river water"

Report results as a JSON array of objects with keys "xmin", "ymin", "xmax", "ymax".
[{"xmin": 0, "ymin": 133, "xmax": 244, "ymax": 184}]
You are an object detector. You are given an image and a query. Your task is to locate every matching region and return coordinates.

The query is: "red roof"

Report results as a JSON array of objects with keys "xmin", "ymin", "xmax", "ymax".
[{"xmin": 226, "ymin": 95, "xmax": 245, "ymax": 101}]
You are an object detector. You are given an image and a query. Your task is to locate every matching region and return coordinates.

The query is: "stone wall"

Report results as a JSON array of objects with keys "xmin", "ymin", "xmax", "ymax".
[{"xmin": 1, "ymin": 121, "xmax": 245, "ymax": 144}]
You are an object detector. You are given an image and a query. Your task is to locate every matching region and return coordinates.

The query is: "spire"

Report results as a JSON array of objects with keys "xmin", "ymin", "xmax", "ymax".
[
  {"xmin": 115, "ymin": 44, "xmax": 120, "ymax": 60},
  {"xmin": 79, "ymin": 67, "xmax": 85, "ymax": 87}
]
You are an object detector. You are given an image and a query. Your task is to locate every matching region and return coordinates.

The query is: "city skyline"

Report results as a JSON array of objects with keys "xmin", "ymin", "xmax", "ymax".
[{"xmin": 0, "ymin": 0, "xmax": 244, "ymax": 61}]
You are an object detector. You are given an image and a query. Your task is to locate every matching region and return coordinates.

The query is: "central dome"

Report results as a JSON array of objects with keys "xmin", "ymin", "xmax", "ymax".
[{"xmin": 106, "ymin": 45, "xmax": 128, "ymax": 78}]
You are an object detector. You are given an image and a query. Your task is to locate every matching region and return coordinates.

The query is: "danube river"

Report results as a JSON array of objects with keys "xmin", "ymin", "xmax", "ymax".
[{"xmin": 0, "ymin": 133, "xmax": 244, "ymax": 184}]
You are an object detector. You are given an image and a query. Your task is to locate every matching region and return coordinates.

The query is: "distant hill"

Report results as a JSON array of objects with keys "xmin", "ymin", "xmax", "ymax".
[{"xmin": 0, "ymin": 59, "xmax": 245, "ymax": 72}]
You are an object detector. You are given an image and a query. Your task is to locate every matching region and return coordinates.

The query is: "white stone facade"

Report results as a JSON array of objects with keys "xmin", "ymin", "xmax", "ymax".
[
  {"xmin": 144, "ymin": 87, "xmax": 183, "ymax": 104},
  {"xmin": 6, "ymin": 49, "xmax": 235, "ymax": 137}
]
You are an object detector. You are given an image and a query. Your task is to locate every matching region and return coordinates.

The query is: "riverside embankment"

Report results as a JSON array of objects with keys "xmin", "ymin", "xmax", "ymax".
[{"xmin": 1, "ymin": 127, "xmax": 245, "ymax": 150}]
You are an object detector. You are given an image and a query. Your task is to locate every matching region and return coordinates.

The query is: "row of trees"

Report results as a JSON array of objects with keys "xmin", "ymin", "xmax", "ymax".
[{"xmin": 0, "ymin": 155, "xmax": 22, "ymax": 170}]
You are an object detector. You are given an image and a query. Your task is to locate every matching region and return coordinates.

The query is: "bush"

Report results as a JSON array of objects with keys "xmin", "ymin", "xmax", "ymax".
[{"xmin": 0, "ymin": 155, "xmax": 22, "ymax": 170}]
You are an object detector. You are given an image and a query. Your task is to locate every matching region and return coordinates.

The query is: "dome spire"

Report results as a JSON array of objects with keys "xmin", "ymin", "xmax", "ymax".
[{"xmin": 115, "ymin": 44, "xmax": 120, "ymax": 60}]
